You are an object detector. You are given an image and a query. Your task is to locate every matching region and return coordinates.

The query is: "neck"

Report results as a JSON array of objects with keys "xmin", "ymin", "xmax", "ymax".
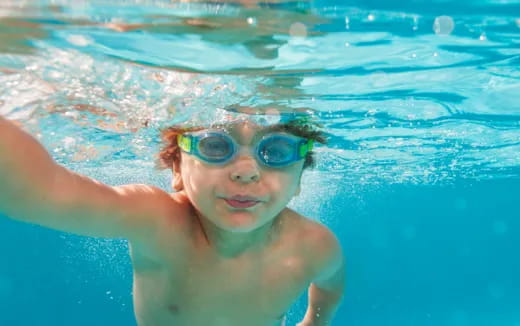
[{"xmin": 195, "ymin": 211, "xmax": 282, "ymax": 258}]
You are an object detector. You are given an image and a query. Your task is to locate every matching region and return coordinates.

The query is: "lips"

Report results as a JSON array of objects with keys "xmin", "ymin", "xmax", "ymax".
[{"xmin": 223, "ymin": 195, "xmax": 262, "ymax": 208}]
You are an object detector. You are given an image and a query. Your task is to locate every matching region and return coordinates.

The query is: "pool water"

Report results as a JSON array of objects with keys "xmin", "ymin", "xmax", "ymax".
[{"xmin": 0, "ymin": 0, "xmax": 519, "ymax": 325}]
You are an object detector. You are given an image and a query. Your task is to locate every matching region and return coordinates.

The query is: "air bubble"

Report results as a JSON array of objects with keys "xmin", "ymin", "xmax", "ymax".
[
  {"xmin": 289, "ymin": 22, "xmax": 307, "ymax": 38},
  {"xmin": 433, "ymin": 16, "xmax": 455, "ymax": 35},
  {"xmin": 66, "ymin": 34, "xmax": 93, "ymax": 47},
  {"xmin": 412, "ymin": 16, "xmax": 419, "ymax": 31},
  {"xmin": 479, "ymin": 34, "xmax": 487, "ymax": 41},
  {"xmin": 367, "ymin": 14, "xmax": 375, "ymax": 21},
  {"xmin": 246, "ymin": 17, "xmax": 257, "ymax": 26}
]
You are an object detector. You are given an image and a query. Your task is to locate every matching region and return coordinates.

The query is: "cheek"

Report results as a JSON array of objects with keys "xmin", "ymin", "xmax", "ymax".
[
  {"xmin": 181, "ymin": 158, "xmax": 219, "ymax": 194},
  {"xmin": 268, "ymin": 169, "xmax": 301, "ymax": 196}
]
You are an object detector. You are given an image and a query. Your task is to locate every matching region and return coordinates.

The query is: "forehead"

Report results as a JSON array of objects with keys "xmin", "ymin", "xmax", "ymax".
[{"xmin": 210, "ymin": 121, "xmax": 287, "ymax": 138}]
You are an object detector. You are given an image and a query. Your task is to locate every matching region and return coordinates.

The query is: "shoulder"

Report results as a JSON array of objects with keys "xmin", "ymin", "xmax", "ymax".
[
  {"xmin": 113, "ymin": 184, "xmax": 188, "ymax": 215},
  {"xmin": 112, "ymin": 184, "xmax": 193, "ymax": 234},
  {"xmin": 284, "ymin": 210, "xmax": 344, "ymax": 279},
  {"xmin": 124, "ymin": 187, "xmax": 194, "ymax": 259}
]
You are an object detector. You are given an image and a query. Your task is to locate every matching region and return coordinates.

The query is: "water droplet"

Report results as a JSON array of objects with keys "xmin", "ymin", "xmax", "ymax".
[
  {"xmin": 433, "ymin": 16, "xmax": 455, "ymax": 35},
  {"xmin": 367, "ymin": 14, "xmax": 375, "ymax": 22},
  {"xmin": 246, "ymin": 17, "xmax": 257, "ymax": 26},
  {"xmin": 289, "ymin": 22, "xmax": 307, "ymax": 38}
]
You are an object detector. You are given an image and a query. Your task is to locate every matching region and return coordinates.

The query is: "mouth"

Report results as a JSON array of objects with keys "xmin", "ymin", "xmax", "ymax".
[{"xmin": 222, "ymin": 195, "xmax": 262, "ymax": 209}]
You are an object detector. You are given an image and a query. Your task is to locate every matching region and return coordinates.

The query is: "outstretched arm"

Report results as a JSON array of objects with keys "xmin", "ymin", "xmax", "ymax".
[{"xmin": 0, "ymin": 116, "xmax": 176, "ymax": 241}]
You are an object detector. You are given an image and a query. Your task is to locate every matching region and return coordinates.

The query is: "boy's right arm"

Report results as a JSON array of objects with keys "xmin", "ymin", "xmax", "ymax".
[{"xmin": 0, "ymin": 116, "xmax": 177, "ymax": 240}]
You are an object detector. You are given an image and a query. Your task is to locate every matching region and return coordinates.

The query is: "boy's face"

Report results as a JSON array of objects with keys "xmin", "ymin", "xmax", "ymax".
[{"xmin": 175, "ymin": 121, "xmax": 304, "ymax": 232}]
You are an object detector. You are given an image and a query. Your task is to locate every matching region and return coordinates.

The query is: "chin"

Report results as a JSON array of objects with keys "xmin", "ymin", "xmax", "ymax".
[{"xmin": 216, "ymin": 213, "xmax": 262, "ymax": 232}]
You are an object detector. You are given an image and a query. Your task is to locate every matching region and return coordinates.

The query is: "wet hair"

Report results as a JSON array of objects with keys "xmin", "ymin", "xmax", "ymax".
[{"xmin": 156, "ymin": 118, "xmax": 327, "ymax": 171}]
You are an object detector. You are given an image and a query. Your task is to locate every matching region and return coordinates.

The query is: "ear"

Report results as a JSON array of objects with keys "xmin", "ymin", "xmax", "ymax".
[{"xmin": 172, "ymin": 162, "xmax": 184, "ymax": 191}]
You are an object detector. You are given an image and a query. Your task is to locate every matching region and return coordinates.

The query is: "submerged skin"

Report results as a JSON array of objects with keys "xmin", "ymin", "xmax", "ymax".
[{"xmin": 0, "ymin": 117, "xmax": 345, "ymax": 326}]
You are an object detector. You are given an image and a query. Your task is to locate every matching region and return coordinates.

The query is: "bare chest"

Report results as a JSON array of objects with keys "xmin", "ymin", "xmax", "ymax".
[{"xmin": 132, "ymin": 248, "xmax": 311, "ymax": 326}]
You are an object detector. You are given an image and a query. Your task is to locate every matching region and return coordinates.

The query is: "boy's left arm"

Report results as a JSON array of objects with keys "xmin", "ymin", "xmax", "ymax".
[{"xmin": 298, "ymin": 233, "xmax": 346, "ymax": 326}]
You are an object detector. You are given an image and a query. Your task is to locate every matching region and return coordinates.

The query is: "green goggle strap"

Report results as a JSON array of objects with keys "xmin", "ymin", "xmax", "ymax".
[
  {"xmin": 299, "ymin": 139, "xmax": 314, "ymax": 159},
  {"xmin": 177, "ymin": 134, "xmax": 192, "ymax": 153}
]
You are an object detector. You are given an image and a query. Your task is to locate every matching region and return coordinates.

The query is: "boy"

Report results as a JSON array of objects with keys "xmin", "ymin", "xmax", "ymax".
[{"xmin": 0, "ymin": 111, "xmax": 345, "ymax": 326}]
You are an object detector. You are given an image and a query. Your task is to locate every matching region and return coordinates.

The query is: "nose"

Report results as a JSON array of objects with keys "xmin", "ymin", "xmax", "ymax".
[{"xmin": 230, "ymin": 157, "xmax": 260, "ymax": 183}]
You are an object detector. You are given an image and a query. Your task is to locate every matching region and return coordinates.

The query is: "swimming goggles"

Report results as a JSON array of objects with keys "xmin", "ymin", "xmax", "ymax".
[{"xmin": 177, "ymin": 130, "xmax": 314, "ymax": 167}]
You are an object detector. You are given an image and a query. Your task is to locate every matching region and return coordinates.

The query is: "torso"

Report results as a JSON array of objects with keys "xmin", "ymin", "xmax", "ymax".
[{"xmin": 128, "ymin": 193, "xmax": 319, "ymax": 326}]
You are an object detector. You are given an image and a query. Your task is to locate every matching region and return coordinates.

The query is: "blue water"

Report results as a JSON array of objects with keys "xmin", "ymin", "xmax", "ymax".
[{"xmin": 0, "ymin": 0, "xmax": 519, "ymax": 325}]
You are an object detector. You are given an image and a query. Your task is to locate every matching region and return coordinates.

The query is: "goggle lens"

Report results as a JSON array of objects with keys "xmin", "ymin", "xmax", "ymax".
[
  {"xmin": 198, "ymin": 135, "xmax": 233, "ymax": 160},
  {"xmin": 259, "ymin": 136, "xmax": 295, "ymax": 166}
]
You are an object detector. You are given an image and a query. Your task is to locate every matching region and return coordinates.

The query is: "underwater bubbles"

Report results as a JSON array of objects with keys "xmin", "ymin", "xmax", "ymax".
[
  {"xmin": 433, "ymin": 16, "xmax": 455, "ymax": 35},
  {"xmin": 246, "ymin": 17, "xmax": 257, "ymax": 27}
]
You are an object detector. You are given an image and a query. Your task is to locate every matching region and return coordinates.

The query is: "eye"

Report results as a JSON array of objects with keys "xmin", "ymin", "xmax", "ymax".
[
  {"xmin": 260, "ymin": 138, "xmax": 293, "ymax": 162},
  {"xmin": 199, "ymin": 136, "xmax": 231, "ymax": 158}
]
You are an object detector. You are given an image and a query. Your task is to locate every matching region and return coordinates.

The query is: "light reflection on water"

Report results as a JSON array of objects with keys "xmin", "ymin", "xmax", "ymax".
[{"xmin": 0, "ymin": 0, "xmax": 519, "ymax": 183}]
